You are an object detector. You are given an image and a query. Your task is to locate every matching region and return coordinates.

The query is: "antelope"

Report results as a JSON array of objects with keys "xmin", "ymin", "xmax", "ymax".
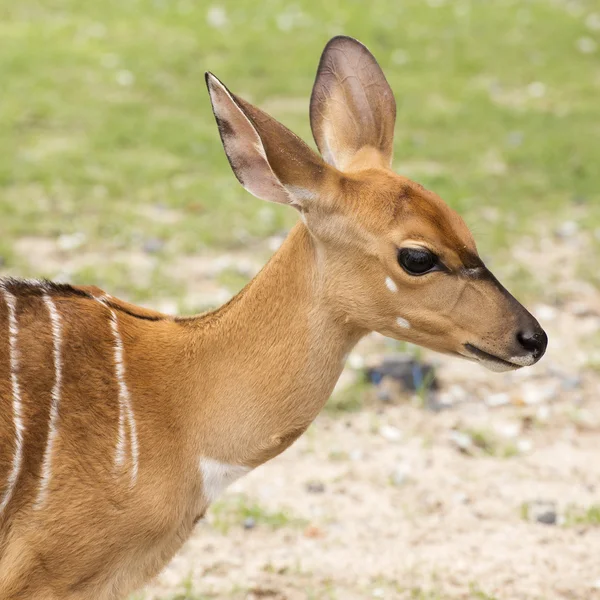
[{"xmin": 0, "ymin": 36, "xmax": 547, "ymax": 599}]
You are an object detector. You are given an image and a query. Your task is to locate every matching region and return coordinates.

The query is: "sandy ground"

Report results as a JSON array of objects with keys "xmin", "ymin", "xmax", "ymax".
[
  {"xmin": 6, "ymin": 228, "xmax": 600, "ymax": 600},
  {"xmin": 140, "ymin": 229, "xmax": 600, "ymax": 600}
]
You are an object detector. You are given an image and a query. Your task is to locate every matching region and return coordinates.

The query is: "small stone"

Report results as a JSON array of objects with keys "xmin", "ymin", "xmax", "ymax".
[
  {"xmin": 349, "ymin": 449, "xmax": 364, "ymax": 462},
  {"xmin": 486, "ymin": 393, "xmax": 510, "ymax": 408},
  {"xmin": 585, "ymin": 13, "xmax": 600, "ymax": 32},
  {"xmin": 243, "ymin": 517, "xmax": 256, "ymax": 530},
  {"xmin": 536, "ymin": 510, "xmax": 557, "ymax": 525},
  {"xmin": 116, "ymin": 69, "xmax": 134, "ymax": 86},
  {"xmin": 506, "ymin": 131, "xmax": 524, "ymax": 147},
  {"xmin": 57, "ymin": 232, "xmax": 86, "ymax": 251},
  {"xmin": 303, "ymin": 524, "xmax": 324, "ymax": 538},
  {"xmin": 206, "ymin": 5, "xmax": 228, "ymax": 28},
  {"xmin": 379, "ymin": 425, "xmax": 403, "ymax": 442},
  {"xmin": 390, "ymin": 463, "xmax": 411, "ymax": 487},
  {"xmin": 142, "ymin": 237, "xmax": 164, "ymax": 254},
  {"xmin": 449, "ymin": 430, "xmax": 472, "ymax": 452},
  {"xmin": 520, "ymin": 382, "xmax": 558, "ymax": 405},
  {"xmin": 517, "ymin": 439, "xmax": 533, "ymax": 454},
  {"xmin": 527, "ymin": 81, "xmax": 546, "ymax": 98},
  {"xmin": 347, "ymin": 353, "xmax": 365, "ymax": 370},
  {"xmin": 555, "ymin": 220, "xmax": 579, "ymax": 238},
  {"xmin": 535, "ymin": 304, "xmax": 557, "ymax": 321},
  {"xmin": 526, "ymin": 500, "xmax": 557, "ymax": 525},
  {"xmin": 577, "ymin": 37, "xmax": 597, "ymax": 54},
  {"xmin": 306, "ymin": 481, "xmax": 325, "ymax": 494}
]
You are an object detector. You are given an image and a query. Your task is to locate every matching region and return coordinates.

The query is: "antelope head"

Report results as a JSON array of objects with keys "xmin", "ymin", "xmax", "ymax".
[{"xmin": 206, "ymin": 35, "xmax": 547, "ymax": 372}]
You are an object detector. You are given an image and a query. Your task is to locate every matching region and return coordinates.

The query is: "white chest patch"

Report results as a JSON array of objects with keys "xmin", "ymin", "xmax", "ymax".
[{"xmin": 199, "ymin": 457, "xmax": 250, "ymax": 503}]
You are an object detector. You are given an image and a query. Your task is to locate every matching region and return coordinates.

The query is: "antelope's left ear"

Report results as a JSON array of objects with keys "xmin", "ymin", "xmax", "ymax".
[
  {"xmin": 206, "ymin": 72, "xmax": 334, "ymax": 209},
  {"xmin": 310, "ymin": 36, "xmax": 396, "ymax": 171}
]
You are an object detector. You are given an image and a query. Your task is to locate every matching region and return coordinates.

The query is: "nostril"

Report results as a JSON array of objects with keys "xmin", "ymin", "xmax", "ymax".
[{"xmin": 517, "ymin": 329, "xmax": 548, "ymax": 358}]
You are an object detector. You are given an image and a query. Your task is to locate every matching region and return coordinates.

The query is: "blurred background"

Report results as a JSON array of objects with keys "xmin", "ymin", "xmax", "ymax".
[{"xmin": 2, "ymin": 1, "xmax": 600, "ymax": 598}]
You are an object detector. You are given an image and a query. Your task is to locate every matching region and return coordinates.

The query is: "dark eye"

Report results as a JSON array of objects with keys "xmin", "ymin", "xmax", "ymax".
[{"xmin": 398, "ymin": 247, "xmax": 437, "ymax": 275}]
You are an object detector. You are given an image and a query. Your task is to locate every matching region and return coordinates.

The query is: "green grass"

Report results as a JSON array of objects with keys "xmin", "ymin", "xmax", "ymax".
[
  {"xmin": 209, "ymin": 493, "xmax": 306, "ymax": 534},
  {"xmin": 564, "ymin": 504, "xmax": 600, "ymax": 527},
  {"xmin": 1, "ymin": 0, "xmax": 600, "ymax": 299}
]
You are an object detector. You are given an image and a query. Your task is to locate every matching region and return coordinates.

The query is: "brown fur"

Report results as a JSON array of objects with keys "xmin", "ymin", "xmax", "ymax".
[{"xmin": 0, "ymin": 37, "xmax": 546, "ymax": 599}]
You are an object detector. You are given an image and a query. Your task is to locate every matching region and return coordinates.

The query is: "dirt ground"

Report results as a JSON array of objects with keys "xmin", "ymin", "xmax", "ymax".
[
  {"xmin": 139, "ymin": 229, "xmax": 599, "ymax": 600},
  {"xmin": 7, "ymin": 229, "xmax": 600, "ymax": 600}
]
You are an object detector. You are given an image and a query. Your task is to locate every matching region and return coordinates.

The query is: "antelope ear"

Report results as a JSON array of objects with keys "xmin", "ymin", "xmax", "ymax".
[
  {"xmin": 206, "ymin": 72, "xmax": 330, "ymax": 208},
  {"xmin": 309, "ymin": 36, "xmax": 396, "ymax": 170}
]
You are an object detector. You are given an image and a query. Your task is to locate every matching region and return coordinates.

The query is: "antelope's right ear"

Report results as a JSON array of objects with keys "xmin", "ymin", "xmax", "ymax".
[{"xmin": 205, "ymin": 72, "xmax": 331, "ymax": 209}]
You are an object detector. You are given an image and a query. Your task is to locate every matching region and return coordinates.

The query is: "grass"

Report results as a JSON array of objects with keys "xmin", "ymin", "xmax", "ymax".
[
  {"xmin": 1, "ymin": 0, "xmax": 600, "ymax": 301},
  {"xmin": 325, "ymin": 379, "xmax": 371, "ymax": 414},
  {"xmin": 457, "ymin": 427, "xmax": 520, "ymax": 458},
  {"xmin": 208, "ymin": 493, "xmax": 306, "ymax": 534},
  {"xmin": 564, "ymin": 504, "xmax": 600, "ymax": 527}
]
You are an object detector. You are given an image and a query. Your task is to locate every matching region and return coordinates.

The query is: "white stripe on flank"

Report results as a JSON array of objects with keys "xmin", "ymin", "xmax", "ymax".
[
  {"xmin": 108, "ymin": 309, "xmax": 139, "ymax": 485},
  {"xmin": 0, "ymin": 288, "xmax": 25, "ymax": 513},
  {"xmin": 35, "ymin": 295, "xmax": 63, "ymax": 509}
]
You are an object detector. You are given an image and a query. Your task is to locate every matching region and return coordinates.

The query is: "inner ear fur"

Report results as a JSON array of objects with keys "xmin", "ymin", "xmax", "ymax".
[{"xmin": 310, "ymin": 36, "xmax": 397, "ymax": 171}]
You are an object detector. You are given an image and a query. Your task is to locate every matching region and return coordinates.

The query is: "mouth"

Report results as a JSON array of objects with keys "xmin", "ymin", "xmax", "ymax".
[{"xmin": 461, "ymin": 343, "xmax": 522, "ymax": 372}]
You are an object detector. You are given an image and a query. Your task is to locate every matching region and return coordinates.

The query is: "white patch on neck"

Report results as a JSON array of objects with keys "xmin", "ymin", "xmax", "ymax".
[
  {"xmin": 396, "ymin": 317, "xmax": 411, "ymax": 329},
  {"xmin": 385, "ymin": 277, "xmax": 398, "ymax": 293},
  {"xmin": 0, "ymin": 287, "xmax": 24, "ymax": 514},
  {"xmin": 199, "ymin": 457, "xmax": 250, "ymax": 503},
  {"xmin": 35, "ymin": 295, "xmax": 63, "ymax": 509}
]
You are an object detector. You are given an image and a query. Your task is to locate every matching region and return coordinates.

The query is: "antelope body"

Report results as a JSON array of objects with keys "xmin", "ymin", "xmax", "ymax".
[{"xmin": 0, "ymin": 37, "xmax": 547, "ymax": 599}]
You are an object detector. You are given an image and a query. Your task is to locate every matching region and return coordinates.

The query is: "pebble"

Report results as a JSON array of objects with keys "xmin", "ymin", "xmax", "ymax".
[
  {"xmin": 142, "ymin": 237, "xmax": 164, "ymax": 254},
  {"xmin": 520, "ymin": 382, "xmax": 558, "ymax": 405},
  {"xmin": 555, "ymin": 220, "xmax": 579, "ymax": 238},
  {"xmin": 526, "ymin": 501, "xmax": 557, "ymax": 526},
  {"xmin": 306, "ymin": 481, "xmax": 325, "ymax": 494},
  {"xmin": 349, "ymin": 449, "xmax": 364, "ymax": 462},
  {"xmin": 243, "ymin": 517, "xmax": 256, "ymax": 530},
  {"xmin": 390, "ymin": 463, "xmax": 411, "ymax": 487},
  {"xmin": 449, "ymin": 430, "xmax": 472, "ymax": 452},
  {"xmin": 303, "ymin": 524, "xmax": 324, "ymax": 539},
  {"xmin": 486, "ymin": 392, "xmax": 511, "ymax": 408},
  {"xmin": 379, "ymin": 425, "xmax": 403, "ymax": 442},
  {"xmin": 57, "ymin": 232, "xmax": 86, "ymax": 251},
  {"xmin": 517, "ymin": 439, "xmax": 534, "ymax": 454},
  {"xmin": 534, "ymin": 304, "xmax": 557, "ymax": 321}
]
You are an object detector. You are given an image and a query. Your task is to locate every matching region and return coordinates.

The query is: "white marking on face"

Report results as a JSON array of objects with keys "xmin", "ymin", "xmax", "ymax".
[
  {"xmin": 509, "ymin": 354, "xmax": 535, "ymax": 367},
  {"xmin": 35, "ymin": 295, "xmax": 63, "ymax": 509},
  {"xmin": 0, "ymin": 287, "xmax": 25, "ymax": 513},
  {"xmin": 479, "ymin": 358, "xmax": 517, "ymax": 373},
  {"xmin": 385, "ymin": 277, "xmax": 398, "ymax": 293},
  {"xmin": 108, "ymin": 309, "xmax": 139, "ymax": 485},
  {"xmin": 199, "ymin": 457, "xmax": 250, "ymax": 503},
  {"xmin": 396, "ymin": 317, "xmax": 411, "ymax": 329}
]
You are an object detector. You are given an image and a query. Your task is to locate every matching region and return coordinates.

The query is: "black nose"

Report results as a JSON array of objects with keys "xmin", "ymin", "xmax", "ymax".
[{"xmin": 516, "ymin": 328, "xmax": 548, "ymax": 360}]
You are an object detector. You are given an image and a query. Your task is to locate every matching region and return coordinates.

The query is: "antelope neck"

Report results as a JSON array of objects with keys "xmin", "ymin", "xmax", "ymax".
[{"xmin": 185, "ymin": 223, "xmax": 365, "ymax": 468}]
